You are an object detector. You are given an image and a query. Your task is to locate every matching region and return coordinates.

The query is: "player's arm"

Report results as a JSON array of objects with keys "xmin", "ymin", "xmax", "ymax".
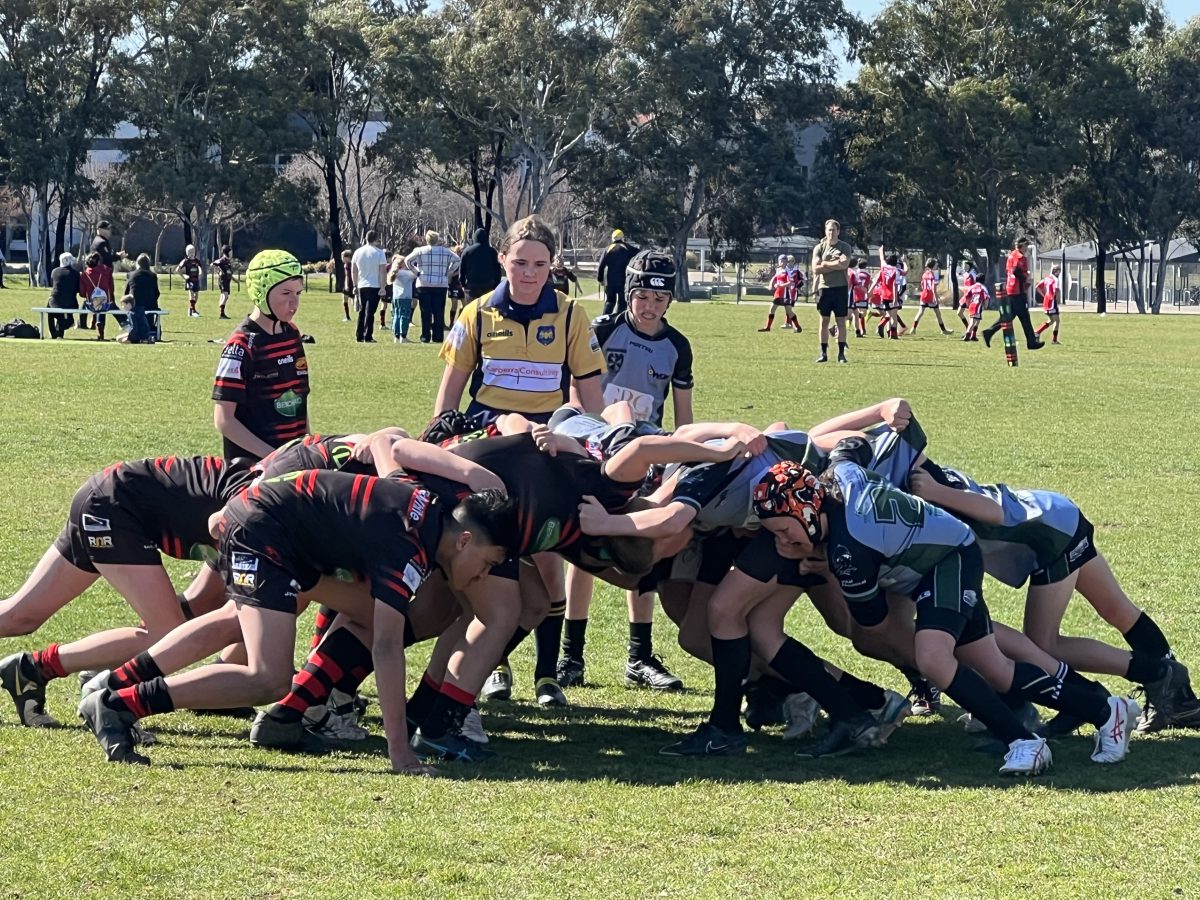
[
  {"xmin": 212, "ymin": 401, "xmax": 276, "ymax": 459},
  {"xmin": 602, "ymin": 434, "xmax": 745, "ymax": 484},
  {"xmin": 372, "ymin": 432, "xmax": 505, "ymax": 494},
  {"xmin": 573, "ymin": 374, "xmax": 605, "ymax": 414},
  {"xmin": 908, "ymin": 470, "xmax": 1004, "ymax": 525},
  {"xmin": 372, "ymin": 601, "xmax": 433, "ymax": 775},
  {"xmin": 808, "ymin": 398, "xmax": 912, "ymax": 441},
  {"xmin": 810, "ymin": 246, "xmax": 828, "ymax": 275},
  {"xmin": 350, "ymin": 427, "xmax": 411, "ymax": 463},
  {"xmin": 671, "ymin": 387, "xmax": 693, "ymax": 428},
  {"xmin": 671, "ymin": 421, "xmax": 767, "ymax": 455},
  {"xmin": 578, "ymin": 496, "xmax": 697, "ymax": 538}
]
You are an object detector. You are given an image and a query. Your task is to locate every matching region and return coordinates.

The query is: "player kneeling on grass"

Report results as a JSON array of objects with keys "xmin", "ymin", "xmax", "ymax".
[
  {"xmin": 0, "ymin": 456, "xmax": 254, "ymax": 727},
  {"xmin": 755, "ymin": 449, "xmax": 1139, "ymax": 776},
  {"xmin": 79, "ymin": 470, "xmax": 516, "ymax": 776}
]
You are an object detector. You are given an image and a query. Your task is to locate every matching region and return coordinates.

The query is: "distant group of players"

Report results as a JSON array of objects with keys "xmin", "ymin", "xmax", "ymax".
[
  {"xmin": 759, "ymin": 226, "xmax": 1066, "ymax": 356},
  {"xmin": 2, "ymin": 217, "xmax": 1183, "ymax": 782}
]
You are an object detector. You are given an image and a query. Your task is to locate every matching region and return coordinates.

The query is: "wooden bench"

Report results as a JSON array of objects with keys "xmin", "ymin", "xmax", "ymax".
[{"xmin": 30, "ymin": 307, "xmax": 170, "ymax": 340}]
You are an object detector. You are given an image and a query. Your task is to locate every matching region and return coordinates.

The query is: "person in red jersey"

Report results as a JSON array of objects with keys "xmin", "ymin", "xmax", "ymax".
[
  {"xmin": 1035, "ymin": 264, "xmax": 1063, "ymax": 345},
  {"xmin": 212, "ymin": 250, "xmax": 310, "ymax": 462},
  {"xmin": 0, "ymin": 456, "xmax": 254, "ymax": 727},
  {"xmin": 910, "ymin": 259, "xmax": 955, "ymax": 335},
  {"xmin": 758, "ymin": 255, "xmax": 801, "ymax": 333},
  {"xmin": 961, "ymin": 280, "xmax": 988, "ymax": 341}
]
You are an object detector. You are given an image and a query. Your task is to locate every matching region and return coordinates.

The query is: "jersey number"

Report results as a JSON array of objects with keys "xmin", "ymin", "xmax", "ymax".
[{"xmin": 868, "ymin": 487, "xmax": 924, "ymax": 528}]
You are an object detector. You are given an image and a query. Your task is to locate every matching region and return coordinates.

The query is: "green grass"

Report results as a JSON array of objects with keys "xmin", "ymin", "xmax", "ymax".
[{"xmin": 1, "ymin": 282, "xmax": 1198, "ymax": 898}]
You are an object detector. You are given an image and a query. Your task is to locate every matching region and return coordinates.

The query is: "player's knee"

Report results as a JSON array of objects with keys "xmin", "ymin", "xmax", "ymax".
[
  {"xmin": 245, "ymin": 667, "xmax": 293, "ymax": 705},
  {"xmin": 0, "ymin": 612, "xmax": 40, "ymax": 637},
  {"xmin": 677, "ymin": 628, "xmax": 707, "ymax": 662}
]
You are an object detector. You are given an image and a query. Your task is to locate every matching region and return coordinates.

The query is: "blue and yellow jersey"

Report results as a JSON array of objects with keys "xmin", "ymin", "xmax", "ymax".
[{"xmin": 441, "ymin": 281, "xmax": 605, "ymax": 416}]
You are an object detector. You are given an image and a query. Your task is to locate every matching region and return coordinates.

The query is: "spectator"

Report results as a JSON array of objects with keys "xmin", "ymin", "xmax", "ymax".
[
  {"xmin": 550, "ymin": 256, "xmax": 580, "ymax": 296},
  {"xmin": 458, "ymin": 227, "xmax": 502, "ymax": 301},
  {"xmin": 120, "ymin": 253, "xmax": 161, "ymax": 344},
  {"xmin": 351, "ymin": 230, "xmax": 388, "ymax": 343},
  {"xmin": 596, "ymin": 228, "xmax": 637, "ymax": 316},
  {"xmin": 339, "ymin": 249, "xmax": 354, "ymax": 322},
  {"xmin": 78, "ymin": 251, "xmax": 114, "ymax": 342},
  {"xmin": 447, "ymin": 242, "xmax": 466, "ymax": 323},
  {"xmin": 90, "ymin": 220, "xmax": 124, "ymax": 269},
  {"xmin": 47, "ymin": 253, "xmax": 81, "ymax": 339},
  {"xmin": 405, "ymin": 229, "xmax": 461, "ymax": 344},
  {"xmin": 0, "ymin": 243, "xmax": 6, "ymax": 289},
  {"xmin": 387, "ymin": 254, "xmax": 418, "ymax": 343}
]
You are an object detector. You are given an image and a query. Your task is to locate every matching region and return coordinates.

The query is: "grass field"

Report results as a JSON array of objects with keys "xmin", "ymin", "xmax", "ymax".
[{"xmin": 1, "ymin": 280, "xmax": 1199, "ymax": 899}]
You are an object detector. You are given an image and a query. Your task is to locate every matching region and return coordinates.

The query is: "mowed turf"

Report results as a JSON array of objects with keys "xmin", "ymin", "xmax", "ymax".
[{"xmin": 1, "ymin": 281, "xmax": 1198, "ymax": 899}]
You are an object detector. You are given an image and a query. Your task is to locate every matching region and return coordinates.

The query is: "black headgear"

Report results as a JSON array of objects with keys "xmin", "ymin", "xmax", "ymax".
[{"xmin": 625, "ymin": 249, "xmax": 676, "ymax": 298}]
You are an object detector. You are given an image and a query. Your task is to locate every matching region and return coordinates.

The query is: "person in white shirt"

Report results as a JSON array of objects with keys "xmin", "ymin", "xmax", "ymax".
[
  {"xmin": 404, "ymin": 230, "xmax": 460, "ymax": 344},
  {"xmin": 387, "ymin": 254, "xmax": 419, "ymax": 343},
  {"xmin": 351, "ymin": 230, "xmax": 388, "ymax": 343}
]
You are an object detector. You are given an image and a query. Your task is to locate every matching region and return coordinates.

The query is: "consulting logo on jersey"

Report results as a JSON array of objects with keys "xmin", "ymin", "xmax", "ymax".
[
  {"xmin": 536, "ymin": 325, "xmax": 555, "ymax": 346},
  {"xmin": 81, "ymin": 514, "xmax": 111, "ymax": 532}
]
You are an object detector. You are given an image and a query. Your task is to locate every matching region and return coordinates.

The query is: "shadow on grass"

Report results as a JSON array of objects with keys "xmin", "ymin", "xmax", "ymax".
[{"xmin": 85, "ymin": 705, "xmax": 1200, "ymax": 794}]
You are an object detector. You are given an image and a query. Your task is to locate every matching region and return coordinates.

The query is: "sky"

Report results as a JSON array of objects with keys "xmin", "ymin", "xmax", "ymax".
[{"xmin": 837, "ymin": 0, "xmax": 1197, "ymax": 82}]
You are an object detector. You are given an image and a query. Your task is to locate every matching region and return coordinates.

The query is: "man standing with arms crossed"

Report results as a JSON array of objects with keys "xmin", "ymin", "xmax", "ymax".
[
  {"xmin": 351, "ymin": 230, "xmax": 388, "ymax": 344},
  {"xmin": 811, "ymin": 219, "xmax": 853, "ymax": 364}
]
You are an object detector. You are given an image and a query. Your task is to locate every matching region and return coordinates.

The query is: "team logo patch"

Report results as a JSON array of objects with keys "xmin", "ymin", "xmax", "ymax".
[
  {"xmin": 1068, "ymin": 536, "xmax": 1090, "ymax": 563},
  {"xmin": 915, "ymin": 590, "xmax": 932, "ymax": 603},
  {"xmin": 295, "ymin": 357, "xmax": 308, "ymax": 373},
  {"xmin": 605, "ymin": 350, "xmax": 625, "ymax": 375},
  {"xmin": 233, "ymin": 571, "xmax": 256, "ymax": 588},
  {"xmin": 962, "ymin": 589, "xmax": 978, "ymax": 607},
  {"xmin": 407, "ymin": 489, "xmax": 431, "ymax": 524},
  {"xmin": 649, "ymin": 276, "xmax": 667, "ymax": 289},
  {"xmin": 536, "ymin": 325, "xmax": 555, "ymax": 346},
  {"xmin": 87, "ymin": 536, "xmax": 114, "ymax": 549},
  {"xmin": 647, "ymin": 365, "xmax": 669, "ymax": 381},
  {"xmin": 589, "ymin": 333, "xmax": 600, "ymax": 352},
  {"xmin": 81, "ymin": 514, "xmax": 111, "ymax": 532},
  {"xmin": 402, "ymin": 562, "xmax": 426, "ymax": 592},
  {"xmin": 447, "ymin": 321, "xmax": 467, "ymax": 350},
  {"xmin": 231, "ymin": 552, "xmax": 259, "ymax": 573},
  {"xmin": 832, "ymin": 545, "xmax": 856, "ymax": 578},
  {"xmin": 533, "ymin": 517, "xmax": 562, "ymax": 552},
  {"xmin": 274, "ymin": 390, "xmax": 303, "ymax": 417}
]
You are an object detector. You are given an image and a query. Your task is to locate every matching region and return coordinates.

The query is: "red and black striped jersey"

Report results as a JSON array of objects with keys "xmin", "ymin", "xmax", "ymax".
[
  {"xmin": 254, "ymin": 434, "xmax": 374, "ymax": 479},
  {"xmin": 107, "ymin": 455, "xmax": 254, "ymax": 561},
  {"xmin": 225, "ymin": 469, "xmax": 443, "ymax": 613},
  {"xmin": 420, "ymin": 433, "xmax": 641, "ymax": 557},
  {"xmin": 212, "ymin": 317, "xmax": 309, "ymax": 460}
]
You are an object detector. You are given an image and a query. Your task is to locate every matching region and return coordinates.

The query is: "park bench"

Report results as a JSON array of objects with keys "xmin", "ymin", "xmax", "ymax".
[{"xmin": 30, "ymin": 307, "xmax": 170, "ymax": 341}]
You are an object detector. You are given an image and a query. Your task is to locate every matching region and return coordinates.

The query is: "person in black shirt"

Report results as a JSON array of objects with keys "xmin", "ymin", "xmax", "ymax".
[
  {"xmin": 458, "ymin": 227, "xmax": 503, "ymax": 300},
  {"xmin": 212, "ymin": 250, "xmax": 310, "ymax": 461},
  {"xmin": 79, "ymin": 470, "xmax": 516, "ymax": 776},
  {"xmin": 177, "ymin": 244, "xmax": 204, "ymax": 317},
  {"xmin": 213, "ymin": 245, "xmax": 234, "ymax": 319},
  {"xmin": 0, "ymin": 456, "xmax": 254, "ymax": 728},
  {"xmin": 550, "ymin": 256, "xmax": 579, "ymax": 297},
  {"xmin": 120, "ymin": 253, "xmax": 161, "ymax": 344},
  {"xmin": 596, "ymin": 229, "xmax": 637, "ymax": 316},
  {"xmin": 47, "ymin": 253, "xmax": 81, "ymax": 339}
]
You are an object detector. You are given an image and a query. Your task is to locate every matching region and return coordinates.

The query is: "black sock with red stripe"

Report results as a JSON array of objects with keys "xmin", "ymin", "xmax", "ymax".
[
  {"xmin": 108, "ymin": 677, "xmax": 175, "ymax": 720},
  {"xmin": 274, "ymin": 628, "xmax": 370, "ymax": 723},
  {"xmin": 421, "ymin": 681, "xmax": 475, "ymax": 739},
  {"xmin": 310, "ymin": 606, "xmax": 336, "ymax": 651},
  {"xmin": 108, "ymin": 652, "xmax": 163, "ymax": 690},
  {"xmin": 407, "ymin": 672, "xmax": 442, "ymax": 724},
  {"xmin": 32, "ymin": 644, "xmax": 67, "ymax": 681}
]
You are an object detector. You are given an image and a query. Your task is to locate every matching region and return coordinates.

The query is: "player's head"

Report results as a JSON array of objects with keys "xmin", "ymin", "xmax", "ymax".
[
  {"xmin": 441, "ymin": 489, "xmax": 518, "ymax": 590},
  {"xmin": 365, "ymin": 230, "xmax": 378, "ymax": 245},
  {"xmin": 341, "ymin": 249, "xmax": 352, "ymax": 261},
  {"xmin": 824, "ymin": 218, "xmax": 840, "ymax": 241},
  {"xmin": 626, "ymin": 248, "xmax": 675, "ymax": 324},
  {"xmin": 786, "ymin": 254, "xmax": 796, "ymax": 265},
  {"xmin": 1015, "ymin": 236, "xmax": 1029, "ymax": 250},
  {"xmin": 136, "ymin": 253, "xmax": 151, "ymax": 271},
  {"xmin": 924, "ymin": 258, "xmax": 935, "ymax": 270},
  {"xmin": 1051, "ymin": 264, "xmax": 1061, "ymax": 275},
  {"xmin": 753, "ymin": 461, "xmax": 827, "ymax": 555},
  {"xmin": 886, "ymin": 253, "xmax": 899, "ymax": 266},
  {"xmin": 500, "ymin": 215, "xmax": 556, "ymax": 303},
  {"xmin": 612, "ymin": 228, "xmax": 624, "ymax": 242},
  {"xmin": 59, "ymin": 252, "xmax": 76, "ymax": 269},
  {"xmin": 221, "ymin": 245, "xmax": 231, "ymax": 257},
  {"xmin": 97, "ymin": 220, "xmax": 111, "ymax": 237},
  {"xmin": 246, "ymin": 249, "xmax": 303, "ymax": 324},
  {"xmin": 185, "ymin": 244, "xmax": 196, "ymax": 259},
  {"xmin": 777, "ymin": 254, "xmax": 787, "ymax": 266}
]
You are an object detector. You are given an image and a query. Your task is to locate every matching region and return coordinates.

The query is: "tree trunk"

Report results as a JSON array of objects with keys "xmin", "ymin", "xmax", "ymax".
[
  {"xmin": 54, "ymin": 198, "xmax": 71, "ymax": 262},
  {"xmin": 1152, "ymin": 237, "xmax": 1169, "ymax": 314},
  {"xmin": 181, "ymin": 215, "xmax": 193, "ymax": 248},
  {"xmin": 1095, "ymin": 240, "xmax": 1108, "ymax": 315},
  {"xmin": 1132, "ymin": 245, "xmax": 1146, "ymax": 314},
  {"xmin": 324, "ymin": 150, "xmax": 345, "ymax": 294},
  {"xmin": 948, "ymin": 252, "xmax": 960, "ymax": 309},
  {"xmin": 29, "ymin": 184, "xmax": 51, "ymax": 287}
]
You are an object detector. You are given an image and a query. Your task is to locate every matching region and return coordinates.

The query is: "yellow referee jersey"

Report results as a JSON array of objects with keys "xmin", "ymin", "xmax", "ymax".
[{"xmin": 441, "ymin": 281, "xmax": 606, "ymax": 416}]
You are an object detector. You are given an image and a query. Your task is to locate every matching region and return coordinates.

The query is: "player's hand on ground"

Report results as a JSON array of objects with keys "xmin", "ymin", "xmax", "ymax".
[
  {"xmin": 880, "ymin": 398, "xmax": 912, "ymax": 431},
  {"xmin": 392, "ymin": 754, "xmax": 441, "ymax": 777}
]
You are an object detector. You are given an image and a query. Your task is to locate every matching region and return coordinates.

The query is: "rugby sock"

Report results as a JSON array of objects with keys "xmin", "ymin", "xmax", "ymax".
[
  {"xmin": 944, "ymin": 665, "xmax": 1032, "ymax": 744},
  {"xmin": 534, "ymin": 600, "xmax": 566, "ymax": 681},
  {"xmin": 502, "ymin": 626, "xmax": 531, "ymax": 660},
  {"xmin": 1036, "ymin": 322, "xmax": 1050, "ymax": 335},
  {"xmin": 276, "ymin": 628, "xmax": 372, "ymax": 721},
  {"xmin": 310, "ymin": 606, "xmax": 336, "ymax": 651},
  {"xmin": 109, "ymin": 652, "xmax": 163, "ymax": 689},
  {"xmin": 837, "ymin": 340, "xmax": 847, "ymax": 360},
  {"xmin": 709, "ymin": 636, "xmax": 751, "ymax": 733},
  {"xmin": 767, "ymin": 638, "xmax": 863, "ymax": 723},
  {"xmin": 31, "ymin": 644, "xmax": 67, "ymax": 681},
  {"xmin": 1006, "ymin": 661, "xmax": 1110, "ymax": 727},
  {"xmin": 820, "ymin": 342, "xmax": 828, "ymax": 357},
  {"xmin": 628, "ymin": 621, "xmax": 653, "ymax": 663},
  {"xmin": 422, "ymin": 682, "xmax": 475, "ymax": 739},
  {"xmin": 189, "ymin": 297, "xmax": 197, "ymax": 313},
  {"xmin": 1052, "ymin": 325, "xmax": 1060, "ymax": 341},
  {"xmin": 1123, "ymin": 612, "xmax": 1171, "ymax": 659},
  {"xmin": 562, "ymin": 618, "xmax": 588, "ymax": 663},
  {"xmin": 753, "ymin": 673, "xmax": 796, "ymax": 701},
  {"xmin": 108, "ymin": 677, "xmax": 174, "ymax": 720},
  {"xmin": 835, "ymin": 671, "xmax": 887, "ymax": 711},
  {"xmin": 762, "ymin": 314, "xmax": 774, "ymax": 330},
  {"xmin": 1127, "ymin": 652, "xmax": 1170, "ymax": 685},
  {"xmin": 407, "ymin": 673, "xmax": 442, "ymax": 725}
]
